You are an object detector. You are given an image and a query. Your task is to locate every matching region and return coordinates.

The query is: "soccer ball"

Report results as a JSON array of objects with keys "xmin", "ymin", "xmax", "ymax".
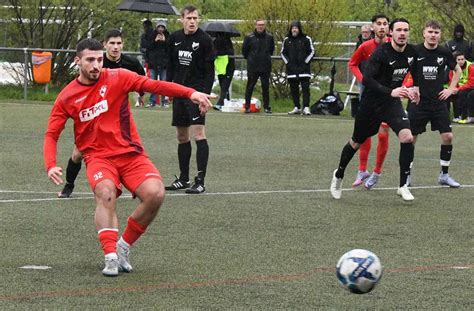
[{"xmin": 336, "ymin": 249, "xmax": 383, "ymax": 294}]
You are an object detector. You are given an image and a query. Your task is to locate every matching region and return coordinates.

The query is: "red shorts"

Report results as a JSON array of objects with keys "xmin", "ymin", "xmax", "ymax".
[{"xmin": 84, "ymin": 152, "xmax": 161, "ymax": 197}]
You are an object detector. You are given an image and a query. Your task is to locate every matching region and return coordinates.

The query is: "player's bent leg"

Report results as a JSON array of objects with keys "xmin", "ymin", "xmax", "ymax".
[{"xmin": 117, "ymin": 178, "xmax": 164, "ymax": 273}]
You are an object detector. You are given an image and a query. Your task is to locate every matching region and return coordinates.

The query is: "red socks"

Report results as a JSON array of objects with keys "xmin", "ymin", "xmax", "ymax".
[
  {"xmin": 358, "ymin": 137, "xmax": 372, "ymax": 171},
  {"xmin": 121, "ymin": 217, "xmax": 147, "ymax": 246},
  {"xmin": 98, "ymin": 229, "xmax": 118, "ymax": 256},
  {"xmin": 374, "ymin": 131, "xmax": 389, "ymax": 174}
]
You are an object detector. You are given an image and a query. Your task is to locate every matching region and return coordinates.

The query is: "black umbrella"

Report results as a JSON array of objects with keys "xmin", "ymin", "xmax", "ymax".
[
  {"xmin": 117, "ymin": 0, "xmax": 179, "ymax": 15},
  {"xmin": 200, "ymin": 22, "xmax": 240, "ymax": 37}
]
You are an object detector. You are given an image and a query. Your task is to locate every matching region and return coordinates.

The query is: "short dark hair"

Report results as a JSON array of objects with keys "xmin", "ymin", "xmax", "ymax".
[
  {"xmin": 389, "ymin": 18, "xmax": 410, "ymax": 31},
  {"xmin": 181, "ymin": 5, "xmax": 198, "ymax": 17},
  {"xmin": 453, "ymin": 50, "xmax": 465, "ymax": 58},
  {"xmin": 104, "ymin": 29, "xmax": 123, "ymax": 43},
  {"xmin": 76, "ymin": 38, "xmax": 103, "ymax": 56},
  {"xmin": 143, "ymin": 19, "xmax": 152, "ymax": 27},
  {"xmin": 424, "ymin": 20, "xmax": 442, "ymax": 30},
  {"xmin": 371, "ymin": 14, "xmax": 389, "ymax": 23}
]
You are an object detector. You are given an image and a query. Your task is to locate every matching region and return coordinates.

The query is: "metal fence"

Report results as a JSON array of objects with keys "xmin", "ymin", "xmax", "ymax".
[{"xmin": 0, "ymin": 47, "xmax": 352, "ymax": 100}]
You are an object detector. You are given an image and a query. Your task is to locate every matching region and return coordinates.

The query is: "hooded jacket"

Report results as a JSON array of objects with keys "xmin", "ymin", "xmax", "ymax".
[
  {"xmin": 280, "ymin": 21, "xmax": 315, "ymax": 79},
  {"xmin": 445, "ymin": 24, "xmax": 473, "ymax": 61},
  {"xmin": 147, "ymin": 22, "xmax": 170, "ymax": 69},
  {"xmin": 242, "ymin": 29, "xmax": 275, "ymax": 73}
]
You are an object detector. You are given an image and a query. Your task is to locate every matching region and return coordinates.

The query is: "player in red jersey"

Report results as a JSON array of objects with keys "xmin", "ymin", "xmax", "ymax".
[
  {"xmin": 44, "ymin": 38, "xmax": 213, "ymax": 277},
  {"xmin": 348, "ymin": 14, "xmax": 391, "ymax": 190}
]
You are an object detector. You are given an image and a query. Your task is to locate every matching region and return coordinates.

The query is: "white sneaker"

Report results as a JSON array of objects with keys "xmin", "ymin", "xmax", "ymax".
[
  {"xmin": 102, "ymin": 253, "xmax": 119, "ymax": 277},
  {"xmin": 397, "ymin": 185, "xmax": 414, "ymax": 201},
  {"xmin": 117, "ymin": 239, "xmax": 133, "ymax": 273},
  {"xmin": 288, "ymin": 107, "xmax": 301, "ymax": 115},
  {"xmin": 438, "ymin": 173, "xmax": 460, "ymax": 188},
  {"xmin": 135, "ymin": 101, "xmax": 140, "ymax": 107},
  {"xmin": 302, "ymin": 107, "xmax": 311, "ymax": 115},
  {"xmin": 330, "ymin": 169, "xmax": 343, "ymax": 199}
]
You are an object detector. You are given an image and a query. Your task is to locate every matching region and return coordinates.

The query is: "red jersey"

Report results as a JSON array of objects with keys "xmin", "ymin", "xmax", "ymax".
[
  {"xmin": 349, "ymin": 38, "xmax": 388, "ymax": 82},
  {"xmin": 44, "ymin": 68, "xmax": 195, "ymax": 172}
]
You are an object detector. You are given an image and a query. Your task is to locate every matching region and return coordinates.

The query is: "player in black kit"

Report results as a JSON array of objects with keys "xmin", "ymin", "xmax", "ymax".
[
  {"xmin": 165, "ymin": 5, "xmax": 215, "ymax": 194},
  {"xmin": 58, "ymin": 29, "xmax": 146, "ymax": 198},
  {"xmin": 408, "ymin": 20, "xmax": 462, "ymax": 188},
  {"xmin": 330, "ymin": 18, "xmax": 420, "ymax": 201}
]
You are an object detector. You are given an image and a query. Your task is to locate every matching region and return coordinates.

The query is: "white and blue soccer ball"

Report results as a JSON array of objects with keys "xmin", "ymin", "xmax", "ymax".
[{"xmin": 336, "ymin": 249, "xmax": 383, "ymax": 294}]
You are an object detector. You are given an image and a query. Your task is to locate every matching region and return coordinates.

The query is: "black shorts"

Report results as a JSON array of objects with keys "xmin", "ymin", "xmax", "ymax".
[
  {"xmin": 171, "ymin": 98, "xmax": 206, "ymax": 127},
  {"xmin": 352, "ymin": 98, "xmax": 410, "ymax": 144},
  {"xmin": 407, "ymin": 101, "xmax": 452, "ymax": 135}
]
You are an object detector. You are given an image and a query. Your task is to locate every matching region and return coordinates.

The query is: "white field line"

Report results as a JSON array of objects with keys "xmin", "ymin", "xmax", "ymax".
[{"xmin": 1, "ymin": 184, "xmax": 473, "ymax": 203}]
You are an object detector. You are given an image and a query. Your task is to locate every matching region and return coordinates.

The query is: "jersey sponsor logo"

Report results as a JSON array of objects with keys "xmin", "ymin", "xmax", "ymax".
[
  {"xmin": 407, "ymin": 57, "xmax": 414, "ymax": 65},
  {"xmin": 192, "ymin": 41, "xmax": 200, "ymax": 50},
  {"xmin": 174, "ymin": 41, "xmax": 182, "ymax": 46},
  {"xmin": 423, "ymin": 66, "xmax": 438, "ymax": 73},
  {"xmin": 389, "ymin": 60, "xmax": 396, "ymax": 65},
  {"xmin": 178, "ymin": 50, "xmax": 193, "ymax": 66},
  {"xmin": 79, "ymin": 100, "xmax": 109, "ymax": 122},
  {"xmin": 437, "ymin": 57, "xmax": 444, "ymax": 65},
  {"xmin": 99, "ymin": 85, "xmax": 107, "ymax": 98},
  {"xmin": 393, "ymin": 68, "xmax": 408, "ymax": 76}
]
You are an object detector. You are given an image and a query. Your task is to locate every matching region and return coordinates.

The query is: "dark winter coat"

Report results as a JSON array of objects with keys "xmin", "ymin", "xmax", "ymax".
[
  {"xmin": 280, "ymin": 21, "xmax": 314, "ymax": 79},
  {"xmin": 242, "ymin": 30, "xmax": 275, "ymax": 73}
]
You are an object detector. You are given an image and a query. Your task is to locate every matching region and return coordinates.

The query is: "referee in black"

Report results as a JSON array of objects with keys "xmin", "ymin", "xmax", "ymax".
[
  {"xmin": 408, "ymin": 20, "xmax": 462, "ymax": 188},
  {"xmin": 165, "ymin": 5, "xmax": 215, "ymax": 194},
  {"xmin": 330, "ymin": 18, "xmax": 419, "ymax": 201},
  {"xmin": 58, "ymin": 29, "xmax": 146, "ymax": 198}
]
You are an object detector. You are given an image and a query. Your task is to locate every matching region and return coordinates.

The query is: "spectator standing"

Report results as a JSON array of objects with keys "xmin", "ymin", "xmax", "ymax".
[
  {"xmin": 214, "ymin": 32, "xmax": 235, "ymax": 110},
  {"xmin": 445, "ymin": 23, "xmax": 473, "ymax": 61},
  {"xmin": 140, "ymin": 19, "xmax": 154, "ymax": 66},
  {"xmin": 448, "ymin": 51, "xmax": 473, "ymax": 122},
  {"xmin": 242, "ymin": 19, "xmax": 275, "ymax": 114},
  {"xmin": 356, "ymin": 24, "xmax": 373, "ymax": 50},
  {"xmin": 147, "ymin": 21, "xmax": 170, "ymax": 107},
  {"xmin": 281, "ymin": 21, "xmax": 315, "ymax": 116}
]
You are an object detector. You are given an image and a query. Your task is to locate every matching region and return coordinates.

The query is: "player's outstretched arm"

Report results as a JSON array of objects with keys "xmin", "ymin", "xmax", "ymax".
[
  {"xmin": 190, "ymin": 92, "xmax": 216, "ymax": 114},
  {"xmin": 47, "ymin": 167, "xmax": 64, "ymax": 185}
]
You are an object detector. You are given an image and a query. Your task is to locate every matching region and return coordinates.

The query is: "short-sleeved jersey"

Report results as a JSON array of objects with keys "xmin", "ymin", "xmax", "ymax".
[
  {"xmin": 413, "ymin": 44, "xmax": 456, "ymax": 103},
  {"xmin": 362, "ymin": 42, "xmax": 417, "ymax": 103},
  {"xmin": 44, "ymin": 68, "xmax": 194, "ymax": 171},
  {"xmin": 167, "ymin": 28, "xmax": 215, "ymax": 94}
]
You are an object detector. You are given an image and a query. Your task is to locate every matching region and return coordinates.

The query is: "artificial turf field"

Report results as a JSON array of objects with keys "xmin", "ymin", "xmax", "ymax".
[{"xmin": 0, "ymin": 101, "xmax": 473, "ymax": 309}]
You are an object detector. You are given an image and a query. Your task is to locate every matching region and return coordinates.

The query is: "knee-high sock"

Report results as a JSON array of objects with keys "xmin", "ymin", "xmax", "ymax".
[
  {"xmin": 374, "ymin": 132, "xmax": 389, "ymax": 174},
  {"xmin": 196, "ymin": 139, "xmax": 209, "ymax": 180},
  {"xmin": 98, "ymin": 228, "xmax": 118, "ymax": 256},
  {"xmin": 121, "ymin": 217, "xmax": 147, "ymax": 247},
  {"xmin": 336, "ymin": 142, "xmax": 358, "ymax": 179},
  {"xmin": 358, "ymin": 137, "xmax": 371, "ymax": 171},
  {"xmin": 399, "ymin": 142, "xmax": 414, "ymax": 187},
  {"xmin": 66, "ymin": 157, "xmax": 82, "ymax": 185},
  {"xmin": 178, "ymin": 141, "xmax": 191, "ymax": 182},
  {"xmin": 440, "ymin": 144, "xmax": 452, "ymax": 174}
]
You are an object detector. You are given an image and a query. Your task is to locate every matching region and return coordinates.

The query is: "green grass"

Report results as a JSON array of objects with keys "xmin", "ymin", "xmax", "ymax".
[{"xmin": 0, "ymin": 101, "xmax": 473, "ymax": 309}]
